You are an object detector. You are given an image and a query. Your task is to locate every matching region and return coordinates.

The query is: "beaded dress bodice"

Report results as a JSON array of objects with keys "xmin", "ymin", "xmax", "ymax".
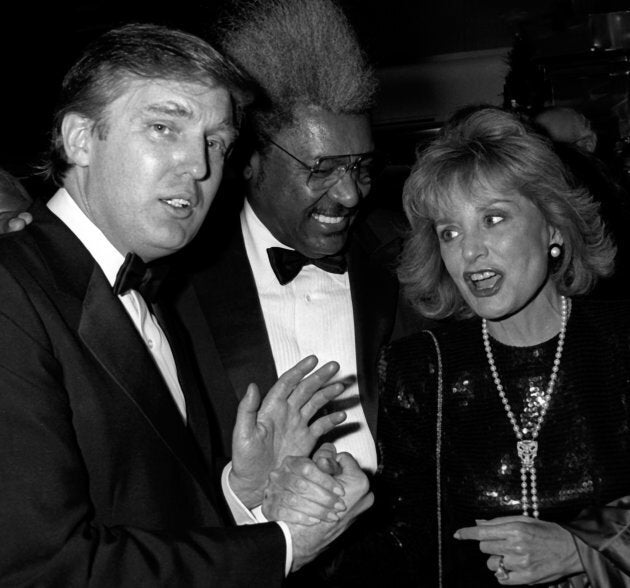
[
  {"xmin": 375, "ymin": 299, "xmax": 630, "ymax": 587},
  {"xmin": 448, "ymin": 329, "xmax": 591, "ymax": 521}
]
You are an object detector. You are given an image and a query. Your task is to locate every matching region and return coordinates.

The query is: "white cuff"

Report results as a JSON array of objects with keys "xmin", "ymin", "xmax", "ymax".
[
  {"xmin": 221, "ymin": 462, "xmax": 257, "ymax": 524},
  {"xmin": 221, "ymin": 462, "xmax": 293, "ymax": 575},
  {"xmin": 276, "ymin": 521, "xmax": 293, "ymax": 577}
]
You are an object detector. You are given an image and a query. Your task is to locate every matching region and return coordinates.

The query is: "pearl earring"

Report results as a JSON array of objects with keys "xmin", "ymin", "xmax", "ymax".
[{"xmin": 549, "ymin": 244, "xmax": 562, "ymax": 258}]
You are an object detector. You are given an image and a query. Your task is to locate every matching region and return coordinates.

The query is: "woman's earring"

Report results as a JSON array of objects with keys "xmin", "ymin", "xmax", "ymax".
[{"xmin": 549, "ymin": 243, "xmax": 563, "ymax": 258}]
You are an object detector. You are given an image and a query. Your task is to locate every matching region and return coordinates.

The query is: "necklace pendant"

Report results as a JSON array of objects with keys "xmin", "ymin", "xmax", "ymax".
[
  {"xmin": 517, "ymin": 439, "xmax": 538, "ymax": 470},
  {"xmin": 483, "ymin": 296, "xmax": 570, "ymax": 522}
]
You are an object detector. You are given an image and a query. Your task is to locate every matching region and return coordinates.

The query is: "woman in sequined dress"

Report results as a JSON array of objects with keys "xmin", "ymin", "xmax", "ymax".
[{"xmin": 362, "ymin": 107, "xmax": 630, "ymax": 587}]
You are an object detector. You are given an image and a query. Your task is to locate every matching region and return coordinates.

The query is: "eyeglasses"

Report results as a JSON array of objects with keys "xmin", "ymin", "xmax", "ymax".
[{"xmin": 268, "ymin": 139, "xmax": 386, "ymax": 190}]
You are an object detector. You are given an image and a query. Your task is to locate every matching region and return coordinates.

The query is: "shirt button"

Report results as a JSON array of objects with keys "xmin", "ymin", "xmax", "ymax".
[
  {"xmin": 147, "ymin": 339, "xmax": 154, "ymax": 349},
  {"xmin": 305, "ymin": 294, "xmax": 311, "ymax": 302}
]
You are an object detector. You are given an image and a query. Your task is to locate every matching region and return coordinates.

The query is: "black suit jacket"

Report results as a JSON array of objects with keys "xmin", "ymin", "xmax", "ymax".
[
  {"xmin": 171, "ymin": 204, "xmax": 411, "ymax": 457},
  {"xmin": 0, "ymin": 202, "xmax": 285, "ymax": 587}
]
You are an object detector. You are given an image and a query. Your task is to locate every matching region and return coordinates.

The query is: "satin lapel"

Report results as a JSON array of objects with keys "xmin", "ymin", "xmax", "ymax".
[
  {"xmin": 347, "ymin": 231, "xmax": 399, "ymax": 438},
  {"xmin": 78, "ymin": 265, "xmax": 211, "ymax": 488},
  {"xmin": 171, "ymin": 280, "xmax": 240, "ymax": 457},
  {"xmin": 152, "ymin": 301, "xmax": 214, "ymax": 461},
  {"xmin": 152, "ymin": 300, "xmax": 229, "ymax": 514},
  {"xmin": 191, "ymin": 224, "xmax": 278, "ymax": 401}
]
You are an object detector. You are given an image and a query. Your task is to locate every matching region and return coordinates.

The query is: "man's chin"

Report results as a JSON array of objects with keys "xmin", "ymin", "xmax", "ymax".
[{"xmin": 303, "ymin": 235, "xmax": 349, "ymax": 258}]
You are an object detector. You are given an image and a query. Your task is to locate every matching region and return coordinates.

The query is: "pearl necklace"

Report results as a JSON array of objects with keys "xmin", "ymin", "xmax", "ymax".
[{"xmin": 481, "ymin": 296, "xmax": 569, "ymax": 518}]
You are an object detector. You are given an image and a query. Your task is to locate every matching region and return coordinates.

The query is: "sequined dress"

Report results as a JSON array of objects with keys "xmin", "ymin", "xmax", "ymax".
[{"xmin": 370, "ymin": 298, "xmax": 630, "ymax": 587}]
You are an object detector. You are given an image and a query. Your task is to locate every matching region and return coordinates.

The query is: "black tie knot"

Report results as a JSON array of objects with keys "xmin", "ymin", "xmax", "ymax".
[
  {"xmin": 267, "ymin": 247, "xmax": 347, "ymax": 285},
  {"xmin": 113, "ymin": 252, "xmax": 170, "ymax": 302}
]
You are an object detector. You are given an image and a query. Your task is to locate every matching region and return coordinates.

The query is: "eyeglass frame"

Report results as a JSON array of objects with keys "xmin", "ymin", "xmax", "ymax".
[{"xmin": 266, "ymin": 138, "xmax": 385, "ymax": 189}]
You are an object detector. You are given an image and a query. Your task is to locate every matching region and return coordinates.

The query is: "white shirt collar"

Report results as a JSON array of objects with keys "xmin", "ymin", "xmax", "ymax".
[
  {"xmin": 46, "ymin": 188, "xmax": 125, "ymax": 287},
  {"xmin": 241, "ymin": 199, "xmax": 290, "ymax": 289}
]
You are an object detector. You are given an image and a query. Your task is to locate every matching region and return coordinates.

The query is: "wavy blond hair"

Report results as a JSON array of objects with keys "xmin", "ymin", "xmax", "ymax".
[{"xmin": 399, "ymin": 106, "xmax": 616, "ymax": 320}]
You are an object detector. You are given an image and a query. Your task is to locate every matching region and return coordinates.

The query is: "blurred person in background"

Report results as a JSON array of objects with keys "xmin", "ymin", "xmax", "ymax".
[
  {"xmin": 534, "ymin": 105, "xmax": 630, "ymax": 300},
  {"xmin": 534, "ymin": 106, "xmax": 598, "ymax": 153},
  {"xmin": 0, "ymin": 166, "xmax": 32, "ymax": 233}
]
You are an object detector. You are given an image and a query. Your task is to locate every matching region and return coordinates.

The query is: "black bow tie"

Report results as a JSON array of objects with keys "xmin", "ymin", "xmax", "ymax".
[
  {"xmin": 267, "ymin": 247, "xmax": 347, "ymax": 285},
  {"xmin": 113, "ymin": 252, "xmax": 170, "ymax": 303}
]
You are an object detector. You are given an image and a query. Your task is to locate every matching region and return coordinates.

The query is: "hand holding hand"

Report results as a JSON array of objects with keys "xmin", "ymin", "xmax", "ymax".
[
  {"xmin": 284, "ymin": 450, "xmax": 374, "ymax": 572},
  {"xmin": 261, "ymin": 443, "xmax": 346, "ymax": 526},
  {"xmin": 261, "ymin": 453, "xmax": 346, "ymax": 526},
  {"xmin": 454, "ymin": 515, "xmax": 583, "ymax": 585},
  {"xmin": 230, "ymin": 356, "xmax": 347, "ymax": 508}
]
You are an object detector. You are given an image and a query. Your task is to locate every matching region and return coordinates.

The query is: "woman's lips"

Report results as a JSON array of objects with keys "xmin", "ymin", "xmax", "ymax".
[{"xmin": 465, "ymin": 270, "xmax": 503, "ymax": 297}]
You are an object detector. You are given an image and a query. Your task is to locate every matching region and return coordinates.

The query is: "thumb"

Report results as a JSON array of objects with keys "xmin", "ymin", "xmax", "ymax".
[
  {"xmin": 313, "ymin": 442, "xmax": 337, "ymax": 462},
  {"xmin": 234, "ymin": 383, "xmax": 261, "ymax": 440},
  {"xmin": 313, "ymin": 442, "xmax": 340, "ymax": 476},
  {"xmin": 336, "ymin": 451, "xmax": 362, "ymax": 477}
]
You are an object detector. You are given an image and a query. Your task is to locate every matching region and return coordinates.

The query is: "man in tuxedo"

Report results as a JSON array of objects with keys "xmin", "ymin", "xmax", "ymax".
[
  {"xmin": 170, "ymin": 2, "xmax": 424, "ymax": 583},
  {"xmin": 0, "ymin": 22, "xmax": 373, "ymax": 586},
  {"xmin": 175, "ymin": 0, "xmax": 418, "ymax": 473}
]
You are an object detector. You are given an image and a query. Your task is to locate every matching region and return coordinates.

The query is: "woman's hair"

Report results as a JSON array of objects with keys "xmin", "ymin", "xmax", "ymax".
[
  {"xmin": 399, "ymin": 106, "xmax": 616, "ymax": 320},
  {"xmin": 39, "ymin": 22, "xmax": 255, "ymax": 186}
]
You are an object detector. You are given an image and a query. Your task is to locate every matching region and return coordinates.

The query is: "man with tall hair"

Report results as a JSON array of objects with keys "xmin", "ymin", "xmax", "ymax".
[
  {"xmin": 176, "ymin": 0, "xmax": 411, "ymax": 474},
  {"xmin": 0, "ymin": 22, "xmax": 372, "ymax": 586},
  {"xmin": 171, "ymin": 0, "xmax": 420, "ymax": 582}
]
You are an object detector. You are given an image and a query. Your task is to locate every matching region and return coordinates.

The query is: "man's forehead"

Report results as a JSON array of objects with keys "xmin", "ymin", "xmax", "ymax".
[
  {"xmin": 115, "ymin": 76, "xmax": 231, "ymax": 111},
  {"xmin": 282, "ymin": 106, "xmax": 373, "ymax": 158},
  {"xmin": 108, "ymin": 77, "xmax": 235, "ymax": 132}
]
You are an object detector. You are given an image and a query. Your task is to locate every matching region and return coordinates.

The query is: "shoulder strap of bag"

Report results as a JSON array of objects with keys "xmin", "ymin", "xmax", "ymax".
[{"xmin": 423, "ymin": 329, "xmax": 444, "ymax": 588}]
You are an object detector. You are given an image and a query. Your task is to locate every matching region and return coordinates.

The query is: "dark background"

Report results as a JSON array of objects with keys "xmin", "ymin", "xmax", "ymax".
[{"xmin": 2, "ymin": 0, "xmax": 630, "ymax": 199}]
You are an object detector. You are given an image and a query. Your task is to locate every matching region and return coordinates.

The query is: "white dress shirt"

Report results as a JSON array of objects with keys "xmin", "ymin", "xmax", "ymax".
[
  {"xmin": 241, "ymin": 200, "xmax": 378, "ymax": 473},
  {"xmin": 47, "ymin": 189, "xmax": 187, "ymax": 421}
]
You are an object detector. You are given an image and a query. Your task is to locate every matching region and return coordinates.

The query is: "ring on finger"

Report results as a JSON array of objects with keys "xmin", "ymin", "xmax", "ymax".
[{"xmin": 495, "ymin": 555, "xmax": 510, "ymax": 581}]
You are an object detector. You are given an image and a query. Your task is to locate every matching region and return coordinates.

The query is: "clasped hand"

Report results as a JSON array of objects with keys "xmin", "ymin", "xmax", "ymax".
[
  {"xmin": 262, "ymin": 443, "xmax": 374, "ymax": 571},
  {"xmin": 454, "ymin": 516, "xmax": 583, "ymax": 585},
  {"xmin": 230, "ymin": 355, "xmax": 348, "ymax": 508}
]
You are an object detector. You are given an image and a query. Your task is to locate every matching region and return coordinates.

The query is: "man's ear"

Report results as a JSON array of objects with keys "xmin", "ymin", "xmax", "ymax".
[
  {"xmin": 61, "ymin": 114, "xmax": 94, "ymax": 167},
  {"xmin": 244, "ymin": 151, "xmax": 260, "ymax": 181}
]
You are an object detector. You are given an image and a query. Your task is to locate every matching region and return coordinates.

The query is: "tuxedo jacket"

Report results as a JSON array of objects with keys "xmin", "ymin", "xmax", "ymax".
[
  {"xmin": 171, "ymin": 204, "xmax": 413, "ymax": 457},
  {"xmin": 0, "ymin": 202, "xmax": 285, "ymax": 587}
]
